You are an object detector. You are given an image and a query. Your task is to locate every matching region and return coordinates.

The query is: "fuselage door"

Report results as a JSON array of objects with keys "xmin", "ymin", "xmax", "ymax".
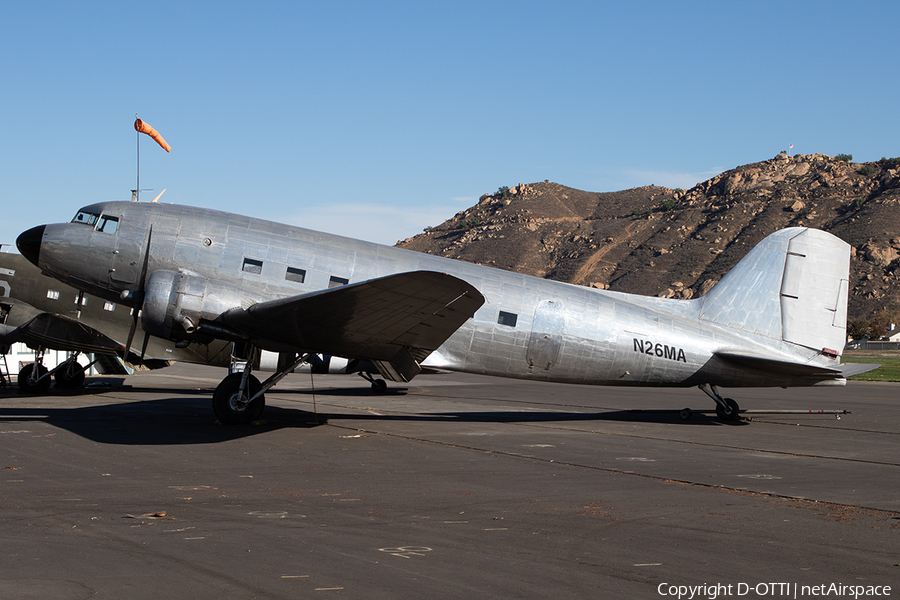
[{"xmin": 526, "ymin": 299, "xmax": 565, "ymax": 371}]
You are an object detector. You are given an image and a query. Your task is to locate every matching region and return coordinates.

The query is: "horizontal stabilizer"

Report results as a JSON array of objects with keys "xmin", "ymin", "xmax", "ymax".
[
  {"xmin": 838, "ymin": 363, "xmax": 880, "ymax": 378},
  {"xmin": 714, "ymin": 351, "xmax": 842, "ymax": 378},
  {"xmin": 715, "ymin": 352, "xmax": 879, "ymax": 380}
]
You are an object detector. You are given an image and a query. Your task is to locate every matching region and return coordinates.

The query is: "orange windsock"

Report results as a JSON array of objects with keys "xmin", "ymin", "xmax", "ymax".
[{"xmin": 134, "ymin": 118, "xmax": 171, "ymax": 152}]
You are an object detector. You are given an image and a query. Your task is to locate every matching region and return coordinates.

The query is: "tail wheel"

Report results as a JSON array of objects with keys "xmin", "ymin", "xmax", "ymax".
[
  {"xmin": 18, "ymin": 363, "xmax": 51, "ymax": 394},
  {"xmin": 715, "ymin": 398, "xmax": 740, "ymax": 421},
  {"xmin": 212, "ymin": 373, "xmax": 265, "ymax": 425}
]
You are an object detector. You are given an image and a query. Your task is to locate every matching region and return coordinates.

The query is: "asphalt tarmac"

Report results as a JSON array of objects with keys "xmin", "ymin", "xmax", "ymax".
[{"xmin": 0, "ymin": 364, "xmax": 897, "ymax": 599}]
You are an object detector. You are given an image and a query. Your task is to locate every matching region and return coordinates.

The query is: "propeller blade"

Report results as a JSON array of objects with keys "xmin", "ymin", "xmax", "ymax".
[
  {"xmin": 139, "ymin": 226, "xmax": 153, "ymax": 286},
  {"xmin": 123, "ymin": 310, "xmax": 139, "ymax": 362},
  {"xmin": 138, "ymin": 330, "xmax": 151, "ymax": 367},
  {"xmin": 122, "ymin": 226, "xmax": 153, "ymax": 361}
]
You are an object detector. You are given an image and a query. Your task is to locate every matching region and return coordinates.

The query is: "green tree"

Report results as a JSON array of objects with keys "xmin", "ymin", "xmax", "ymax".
[
  {"xmin": 869, "ymin": 309, "xmax": 897, "ymax": 339},
  {"xmin": 847, "ymin": 317, "xmax": 871, "ymax": 340}
]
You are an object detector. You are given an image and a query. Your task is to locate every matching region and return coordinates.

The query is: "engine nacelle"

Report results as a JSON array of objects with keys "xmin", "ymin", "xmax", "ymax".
[{"xmin": 141, "ymin": 270, "xmax": 263, "ymax": 341}]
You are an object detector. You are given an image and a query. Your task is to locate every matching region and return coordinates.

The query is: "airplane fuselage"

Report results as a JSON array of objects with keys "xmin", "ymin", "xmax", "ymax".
[{"xmin": 23, "ymin": 201, "xmax": 843, "ymax": 390}]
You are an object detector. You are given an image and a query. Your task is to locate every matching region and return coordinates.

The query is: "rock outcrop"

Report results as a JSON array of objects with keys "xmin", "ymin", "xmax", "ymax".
[{"xmin": 397, "ymin": 153, "xmax": 900, "ymax": 321}]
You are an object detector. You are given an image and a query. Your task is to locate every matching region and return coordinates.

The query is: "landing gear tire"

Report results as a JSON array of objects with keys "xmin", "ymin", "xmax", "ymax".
[
  {"xmin": 18, "ymin": 363, "xmax": 50, "ymax": 394},
  {"xmin": 715, "ymin": 398, "xmax": 740, "ymax": 421},
  {"xmin": 371, "ymin": 379, "xmax": 387, "ymax": 394},
  {"xmin": 213, "ymin": 373, "xmax": 265, "ymax": 425},
  {"xmin": 679, "ymin": 408, "xmax": 693, "ymax": 420},
  {"xmin": 55, "ymin": 363, "xmax": 86, "ymax": 389}
]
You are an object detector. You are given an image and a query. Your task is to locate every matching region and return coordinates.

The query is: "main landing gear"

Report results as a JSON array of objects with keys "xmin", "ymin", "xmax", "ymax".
[
  {"xmin": 698, "ymin": 383, "xmax": 741, "ymax": 422},
  {"xmin": 211, "ymin": 348, "xmax": 393, "ymax": 424},
  {"xmin": 18, "ymin": 362, "xmax": 50, "ymax": 393},
  {"xmin": 212, "ymin": 348, "xmax": 312, "ymax": 425},
  {"xmin": 55, "ymin": 355, "xmax": 87, "ymax": 389},
  {"xmin": 213, "ymin": 371, "xmax": 265, "ymax": 425},
  {"xmin": 17, "ymin": 350, "xmax": 93, "ymax": 393}
]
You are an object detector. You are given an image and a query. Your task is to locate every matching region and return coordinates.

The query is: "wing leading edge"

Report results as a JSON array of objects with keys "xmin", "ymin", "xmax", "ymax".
[{"xmin": 221, "ymin": 271, "xmax": 485, "ymax": 382}]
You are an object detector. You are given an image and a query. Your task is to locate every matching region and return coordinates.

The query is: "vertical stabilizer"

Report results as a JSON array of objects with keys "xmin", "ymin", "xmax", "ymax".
[{"xmin": 699, "ymin": 228, "xmax": 850, "ymax": 354}]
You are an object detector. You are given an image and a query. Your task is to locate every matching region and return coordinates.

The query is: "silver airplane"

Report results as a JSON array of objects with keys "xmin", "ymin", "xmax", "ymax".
[{"xmin": 16, "ymin": 201, "xmax": 875, "ymax": 424}]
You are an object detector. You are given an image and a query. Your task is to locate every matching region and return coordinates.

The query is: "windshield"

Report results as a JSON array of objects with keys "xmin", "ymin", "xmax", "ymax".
[
  {"xmin": 96, "ymin": 215, "xmax": 119, "ymax": 234},
  {"xmin": 72, "ymin": 211, "xmax": 99, "ymax": 226}
]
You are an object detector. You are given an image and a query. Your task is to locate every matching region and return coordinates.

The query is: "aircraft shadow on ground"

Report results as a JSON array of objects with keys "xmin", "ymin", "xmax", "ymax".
[{"xmin": 0, "ymin": 385, "xmax": 743, "ymax": 445}]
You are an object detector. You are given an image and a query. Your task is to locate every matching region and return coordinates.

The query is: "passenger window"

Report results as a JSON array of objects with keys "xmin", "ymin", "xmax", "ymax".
[
  {"xmin": 328, "ymin": 276, "xmax": 349, "ymax": 288},
  {"xmin": 285, "ymin": 267, "xmax": 306, "ymax": 284},
  {"xmin": 498, "ymin": 311, "xmax": 518, "ymax": 327},
  {"xmin": 96, "ymin": 215, "xmax": 119, "ymax": 234},
  {"xmin": 242, "ymin": 258, "xmax": 263, "ymax": 274}
]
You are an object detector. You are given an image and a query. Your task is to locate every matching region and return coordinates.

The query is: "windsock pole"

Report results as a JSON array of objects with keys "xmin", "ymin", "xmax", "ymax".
[
  {"xmin": 133, "ymin": 115, "xmax": 171, "ymax": 202},
  {"xmin": 136, "ymin": 114, "xmax": 141, "ymax": 202}
]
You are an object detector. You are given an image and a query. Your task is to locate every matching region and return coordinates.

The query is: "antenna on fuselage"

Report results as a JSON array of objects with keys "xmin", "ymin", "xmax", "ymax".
[{"xmin": 130, "ymin": 188, "xmax": 162, "ymax": 202}]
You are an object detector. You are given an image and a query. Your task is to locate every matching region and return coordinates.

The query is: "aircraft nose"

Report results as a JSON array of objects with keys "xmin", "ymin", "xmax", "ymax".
[{"xmin": 17, "ymin": 225, "xmax": 46, "ymax": 267}]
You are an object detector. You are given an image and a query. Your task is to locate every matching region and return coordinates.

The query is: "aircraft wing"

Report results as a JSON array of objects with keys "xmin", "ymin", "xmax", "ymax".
[
  {"xmin": 0, "ymin": 298, "xmax": 122, "ymax": 355},
  {"xmin": 222, "ymin": 271, "xmax": 485, "ymax": 382}
]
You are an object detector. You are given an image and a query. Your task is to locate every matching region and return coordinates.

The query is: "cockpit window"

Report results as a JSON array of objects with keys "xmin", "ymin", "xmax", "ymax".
[
  {"xmin": 72, "ymin": 211, "xmax": 99, "ymax": 226},
  {"xmin": 96, "ymin": 215, "xmax": 119, "ymax": 234}
]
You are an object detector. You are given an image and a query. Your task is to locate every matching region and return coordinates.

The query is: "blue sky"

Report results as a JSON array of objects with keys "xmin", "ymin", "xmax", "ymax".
[{"xmin": 3, "ymin": 1, "xmax": 898, "ymax": 246}]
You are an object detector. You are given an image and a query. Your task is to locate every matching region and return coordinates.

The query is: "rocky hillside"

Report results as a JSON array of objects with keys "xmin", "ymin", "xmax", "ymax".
[{"xmin": 397, "ymin": 152, "xmax": 900, "ymax": 325}]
